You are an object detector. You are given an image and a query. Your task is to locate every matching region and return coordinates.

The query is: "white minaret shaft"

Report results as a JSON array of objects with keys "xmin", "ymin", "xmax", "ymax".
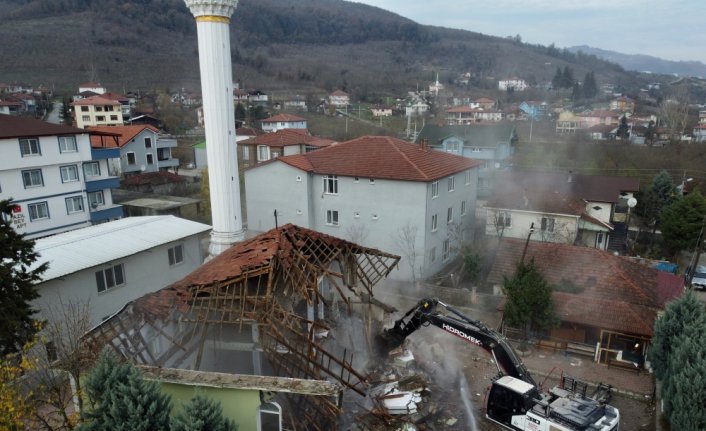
[{"xmin": 185, "ymin": 0, "xmax": 244, "ymax": 257}]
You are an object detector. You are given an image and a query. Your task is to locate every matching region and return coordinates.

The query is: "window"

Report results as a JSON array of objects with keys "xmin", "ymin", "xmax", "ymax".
[
  {"xmin": 126, "ymin": 152, "xmax": 136, "ymax": 165},
  {"xmin": 257, "ymin": 145, "xmax": 270, "ymax": 161},
  {"xmin": 168, "ymin": 244, "xmax": 184, "ymax": 266},
  {"xmin": 88, "ymin": 191, "xmax": 105, "ymax": 208},
  {"xmin": 431, "ymin": 214, "xmax": 438, "ymax": 232},
  {"xmin": 22, "ymin": 169, "xmax": 43, "ymax": 188},
  {"xmin": 82, "ymin": 115, "xmax": 90, "ymax": 122},
  {"xmin": 323, "ymin": 175, "xmax": 338, "ymax": 194},
  {"xmin": 431, "ymin": 181, "xmax": 439, "ymax": 198},
  {"xmin": 465, "ymin": 170, "xmax": 472, "ymax": 185},
  {"xmin": 541, "ymin": 217, "xmax": 555, "ymax": 233},
  {"xmin": 472, "ymin": 147, "xmax": 481, "ymax": 152},
  {"xmin": 446, "ymin": 141, "xmax": 460, "ymax": 153},
  {"xmin": 60, "ymin": 165, "xmax": 79, "ymax": 183},
  {"xmin": 106, "ymin": 105, "xmax": 114, "ymax": 112},
  {"xmin": 144, "ymin": 137, "xmax": 152, "ymax": 148},
  {"xmin": 95, "ymin": 264, "xmax": 125, "ymax": 293},
  {"xmin": 65, "ymin": 196, "xmax": 84, "ymax": 213},
  {"xmin": 110, "ymin": 115, "xmax": 118, "ymax": 121},
  {"xmin": 96, "ymin": 115, "xmax": 105, "ymax": 122},
  {"xmin": 258, "ymin": 402, "xmax": 282, "ymax": 431},
  {"xmin": 95, "ymin": 106, "xmax": 103, "ymax": 112},
  {"xmin": 497, "ymin": 211, "xmax": 512, "ymax": 228},
  {"xmin": 461, "ymin": 200, "xmax": 467, "ymax": 215},
  {"xmin": 430, "ymin": 247, "xmax": 437, "ymax": 263},
  {"xmin": 443, "ymin": 239, "xmax": 450, "ymax": 260},
  {"xmin": 326, "ymin": 210, "xmax": 339, "ymax": 226},
  {"xmin": 447, "ymin": 207, "xmax": 453, "ymax": 224},
  {"xmin": 448, "ymin": 176, "xmax": 455, "ymax": 192},
  {"xmin": 146, "ymin": 153, "xmax": 154, "ymax": 165},
  {"xmin": 80, "ymin": 106, "xmax": 89, "ymax": 112},
  {"xmin": 19, "ymin": 138, "xmax": 41, "ymax": 156},
  {"xmin": 83, "ymin": 161, "xmax": 101, "ymax": 177},
  {"xmin": 242, "ymin": 146, "xmax": 250, "ymax": 161},
  {"xmin": 28, "ymin": 202, "xmax": 49, "ymax": 221},
  {"xmin": 58, "ymin": 136, "xmax": 78, "ymax": 153}
]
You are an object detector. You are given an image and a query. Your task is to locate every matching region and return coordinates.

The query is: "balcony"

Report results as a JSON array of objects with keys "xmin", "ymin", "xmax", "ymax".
[
  {"xmin": 86, "ymin": 176, "xmax": 120, "ymax": 192},
  {"xmin": 90, "ymin": 204, "xmax": 123, "ymax": 223},
  {"xmin": 91, "ymin": 147, "xmax": 120, "ymax": 160},
  {"xmin": 157, "ymin": 137, "xmax": 178, "ymax": 148},
  {"xmin": 157, "ymin": 158, "xmax": 179, "ymax": 169}
]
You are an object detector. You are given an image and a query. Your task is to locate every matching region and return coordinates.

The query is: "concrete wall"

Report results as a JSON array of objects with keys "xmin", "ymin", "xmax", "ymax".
[
  {"xmin": 120, "ymin": 129, "xmax": 160, "ymax": 174},
  {"xmin": 34, "ymin": 234, "xmax": 205, "ymax": 326},
  {"xmin": 585, "ymin": 201, "xmax": 612, "ymax": 224},
  {"xmin": 485, "ymin": 208, "xmax": 578, "ymax": 244},
  {"xmin": 245, "ymin": 162, "xmax": 310, "ymax": 232}
]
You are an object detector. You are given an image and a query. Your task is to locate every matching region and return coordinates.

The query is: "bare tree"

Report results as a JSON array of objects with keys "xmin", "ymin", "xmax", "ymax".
[
  {"xmin": 24, "ymin": 298, "xmax": 95, "ymax": 430},
  {"xmin": 660, "ymin": 85, "xmax": 690, "ymax": 141},
  {"xmin": 345, "ymin": 224, "xmax": 369, "ymax": 245},
  {"xmin": 391, "ymin": 222, "xmax": 420, "ymax": 282}
]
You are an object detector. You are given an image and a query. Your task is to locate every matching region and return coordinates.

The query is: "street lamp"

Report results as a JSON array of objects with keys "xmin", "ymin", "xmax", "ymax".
[{"xmin": 625, "ymin": 197, "xmax": 637, "ymax": 253}]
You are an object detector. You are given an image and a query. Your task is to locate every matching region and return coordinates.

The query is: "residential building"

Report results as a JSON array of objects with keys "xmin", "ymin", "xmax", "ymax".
[
  {"xmin": 245, "ymin": 135, "xmax": 481, "ymax": 280},
  {"xmin": 78, "ymin": 82, "xmax": 106, "ymax": 95},
  {"xmin": 556, "ymin": 111, "xmax": 580, "ymax": 134},
  {"xmin": 237, "ymin": 128, "xmax": 333, "ymax": 169},
  {"xmin": 498, "ymin": 77, "xmax": 529, "ymax": 92},
  {"xmin": 415, "ymin": 124, "xmax": 517, "ymax": 198},
  {"xmin": 0, "ymin": 115, "xmax": 122, "ymax": 239},
  {"xmin": 0, "ymin": 100, "xmax": 22, "ymax": 116},
  {"xmin": 191, "ymin": 127, "xmax": 263, "ymax": 169},
  {"xmin": 371, "ymin": 106, "xmax": 393, "ymax": 117},
  {"xmin": 88, "ymin": 125, "xmax": 179, "ymax": 175},
  {"xmin": 446, "ymin": 106, "xmax": 502, "ymax": 124},
  {"xmin": 328, "ymin": 89, "xmax": 350, "ymax": 107},
  {"xmin": 485, "ymin": 171, "xmax": 639, "ymax": 251},
  {"xmin": 282, "ymin": 96, "xmax": 307, "ymax": 111},
  {"xmin": 488, "ymin": 239, "xmax": 683, "ymax": 369},
  {"xmin": 472, "ymin": 97, "xmax": 496, "ymax": 110},
  {"xmin": 248, "ymin": 90, "xmax": 268, "ymax": 105},
  {"xmin": 81, "ymin": 224, "xmax": 399, "ymax": 429},
  {"xmin": 610, "ymin": 96, "xmax": 635, "ymax": 113},
  {"xmin": 578, "ymin": 109, "xmax": 620, "ymax": 129},
  {"xmin": 101, "ymin": 91, "xmax": 133, "ymax": 119},
  {"xmin": 694, "ymin": 124, "xmax": 706, "ymax": 142},
  {"xmin": 31, "ymin": 216, "xmax": 211, "ymax": 326},
  {"xmin": 260, "ymin": 113, "xmax": 307, "ymax": 133},
  {"xmin": 71, "ymin": 96, "xmax": 124, "ymax": 128}
]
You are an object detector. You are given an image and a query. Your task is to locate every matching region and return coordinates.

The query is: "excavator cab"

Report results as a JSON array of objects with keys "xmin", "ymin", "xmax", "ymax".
[{"xmin": 486, "ymin": 376, "xmax": 540, "ymax": 428}]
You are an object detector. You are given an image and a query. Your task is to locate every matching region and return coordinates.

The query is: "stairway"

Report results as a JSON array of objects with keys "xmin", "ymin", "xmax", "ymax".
[{"xmin": 608, "ymin": 222, "xmax": 627, "ymax": 253}]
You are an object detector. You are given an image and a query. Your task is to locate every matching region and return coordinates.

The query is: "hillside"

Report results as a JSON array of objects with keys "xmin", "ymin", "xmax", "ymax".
[
  {"xmin": 568, "ymin": 45, "xmax": 706, "ymax": 78},
  {"xmin": 0, "ymin": 0, "xmax": 643, "ymax": 97}
]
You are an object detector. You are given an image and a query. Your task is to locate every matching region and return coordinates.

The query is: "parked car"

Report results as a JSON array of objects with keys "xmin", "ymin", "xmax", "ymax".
[{"xmin": 689, "ymin": 265, "xmax": 706, "ymax": 290}]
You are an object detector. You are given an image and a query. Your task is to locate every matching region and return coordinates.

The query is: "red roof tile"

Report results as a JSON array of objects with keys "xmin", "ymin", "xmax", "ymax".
[
  {"xmin": 0, "ymin": 114, "xmax": 88, "ymax": 139},
  {"xmin": 261, "ymin": 114, "xmax": 306, "ymax": 123},
  {"xmin": 274, "ymin": 135, "xmax": 481, "ymax": 182},
  {"xmin": 87, "ymin": 125, "xmax": 159, "ymax": 148},
  {"xmin": 488, "ymin": 239, "xmax": 663, "ymax": 336},
  {"xmin": 71, "ymin": 95, "xmax": 120, "ymax": 106},
  {"xmin": 330, "ymin": 90, "xmax": 349, "ymax": 96},
  {"xmin": 240, "ymin": 129, "xmax": 316, "ymax": 147},
  {"xmin": 122, "ymin": 171, "xmax": 185, "ymax": 186}
]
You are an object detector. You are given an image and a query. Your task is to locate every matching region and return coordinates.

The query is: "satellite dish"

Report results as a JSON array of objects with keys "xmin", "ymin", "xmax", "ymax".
[
  {"xmin": 140, "ymin": 164, "xmax": 146, "ymax": 172},
  {"xmin": 627, "ymin": 197, "xmax": 637, "ymax": 208}
]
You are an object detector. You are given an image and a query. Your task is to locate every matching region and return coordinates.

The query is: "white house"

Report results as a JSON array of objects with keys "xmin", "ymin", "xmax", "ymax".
[
  {"xmin": 260, "ymin": 114, "xmax": 307, "ymax": 133},
  {"xmin": 87, "ymin": 125, "xmax": 179, "ymax": 174},
  {"xmin": 498, "ymin": 78, "xmax": 529, "ymax": 92},
  {"xmin": 0, "ymin": 115, "xmax": 123, "ymax": 239},
  {"xmin": 328, "ymin": 90, "xmax": 350, "ymax": 107},
  {"xmin": 71, "ymin": 95, "xmax": 124, "ymax": 129},
  {"xmin": 78, "ymin": 82, "xmax": 106, "ymax": 95},
  {"xmin": 245, "ymin": 135, "xmax": 481, "ymax": 280},
  {"xmin": 31, "ymin": 216, "xmax": 211, "ymax": 326}
]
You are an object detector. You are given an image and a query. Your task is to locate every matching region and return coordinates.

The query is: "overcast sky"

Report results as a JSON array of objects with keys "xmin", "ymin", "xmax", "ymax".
[{"xmin": 351, "ymin": 0, "xmax": 706, "ymax": 64}]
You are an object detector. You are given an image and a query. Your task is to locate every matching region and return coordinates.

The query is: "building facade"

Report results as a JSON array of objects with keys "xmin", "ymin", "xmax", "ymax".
[
  {"xmin": 88, "ymin": 125, "xmax": 179, "ymax": 175},
  {"xmin": 72, "ymin": 95, "xmax": 124, "ymax": 129},
  {"xmin": 0, "ymin": 115, "xmax": 122, "ymax": 239}
]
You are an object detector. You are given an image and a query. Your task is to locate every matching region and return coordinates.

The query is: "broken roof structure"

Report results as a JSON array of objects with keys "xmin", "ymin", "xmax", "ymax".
[{"xmin": 82, "ymin": 223, "xmax": 400, "ymax": 430}]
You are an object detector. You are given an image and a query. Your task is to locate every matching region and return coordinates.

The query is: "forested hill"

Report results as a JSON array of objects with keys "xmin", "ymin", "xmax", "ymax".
[{"xmin": 0, "ymin": 0, "xmax": 641, "ymax": 96}]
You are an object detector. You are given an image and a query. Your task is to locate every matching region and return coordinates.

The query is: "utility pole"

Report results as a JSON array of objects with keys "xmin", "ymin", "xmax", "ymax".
[{"xmin": 520, "ymin": 222, "xmax": 535, "ymax": 265}]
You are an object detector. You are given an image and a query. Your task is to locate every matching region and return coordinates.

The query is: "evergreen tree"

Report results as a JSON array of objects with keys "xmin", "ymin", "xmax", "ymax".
[
  {"xmin": 172, "ymin": 393, "xmax": 238, "ymax": 431},
  {"xmin": 0, "ymin": 199, "xmax": 48, "ymax": 355},
  {"xmin": 561, "ymin": 66, "xmax": 574, "ymax": 89},
  {"xmin": 79, "ymin": 349, "xmax": 172, "ymax": 431},
  {"xmin": 616, "ymin": 115, "xmax": 630, "ymax": 140},
  {"xmin": 660, "ymin": 191, "xmax": 706, "ymax": 256},
  {"xmin": 551, "ymin": 67, "xmax": 563, "ymax": 90},
  {"xmin": 637, "ymin": 171, "xmax": 677, "ymax": 229},
  {"xmin": 234, "ymin": 102, "xmax": 246, "ymax": 128},
  {"xmin": 645, "ymin": 120, "xmax": 656, "ymax": 146},
  {"xmin": 582, "ymin": 71, "xmax": 597, "ymax": 99},
  {"xmin": 502, "ymin": 259, "xmax": 556, "ymax": 338},
  {"xmin": 571, "ymin": 82, "xmax": 582, "ymax": 101},
  {"xmin": 648, "ymin": 290, "xmax": 705, "ymax": 379}
]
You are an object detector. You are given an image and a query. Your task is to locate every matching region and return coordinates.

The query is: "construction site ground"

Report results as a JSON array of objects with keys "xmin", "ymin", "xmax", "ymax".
[{"xmin": 378, "ymin": 286, "xmax": 656, "ymax": 430}]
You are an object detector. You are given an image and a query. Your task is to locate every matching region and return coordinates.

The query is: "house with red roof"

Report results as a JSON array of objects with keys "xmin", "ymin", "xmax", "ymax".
[
  {"xmin": 78, "ymin": 82, "xmax": 106, "ymax": 95},
  {"xmin": 237, "ymin": 128, "xmax": 333, "ymax": 169},
  {"xmin": 245, "ymin": 135, "xmax": 482, "ymax": 280},
  {"xmin": 485, "ymin": 171, "xmax": 639, "ymax": 252},
  {"xmin": 328, "ymin": 89, "xmax": 350, "ymax": 107},
  {"xmin": 87, "ymin": 125, "xmax": 178, "ymax": 174},
  {"xmin": 71, "ymin": 95, "xmax": 123, "ymax": 128},
  {"xmin": 488, "ymin": 239, "xmax": 684, "ymax": 369},
  {"xmin": 260, "ymin": 113, "xmax": 307, "ymax": 133}
]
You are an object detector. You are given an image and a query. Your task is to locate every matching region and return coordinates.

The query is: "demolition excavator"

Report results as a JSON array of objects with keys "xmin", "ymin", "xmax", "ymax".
[{"xmin": 377, "ymin": 298, "xmax": 620, "ymax": 431}]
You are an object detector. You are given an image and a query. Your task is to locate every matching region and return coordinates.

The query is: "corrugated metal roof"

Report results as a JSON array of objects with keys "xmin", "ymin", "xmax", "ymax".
[{"xmin": 33, "ymin": 216, "xmax": 211, "ymax": 281}]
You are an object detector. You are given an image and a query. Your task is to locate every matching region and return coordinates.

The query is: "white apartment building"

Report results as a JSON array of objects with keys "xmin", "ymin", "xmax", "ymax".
[{"xmin": 71, "ymin": 95, "xmax": 124, "ymax": 129}]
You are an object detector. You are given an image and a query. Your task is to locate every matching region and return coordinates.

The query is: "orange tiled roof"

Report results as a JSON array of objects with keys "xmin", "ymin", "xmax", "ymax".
[
  {"xmin": 87, "ymin": 125, "xmax": 159, "ymax": 148},
  {"xmin": 488, "ymin": 239, "xmax": 667, "ymax": 336},
  {"xmin": 240, "ymin": 129, "xmax": 315, "ymax": 147},
  {"xmin": 261, "ymin": 114, "xmax": 306, "ymax": 123},
  {"xmin": 275, "ymin": 135, "xmax": 480, "ymax": 182},
  {"xmin": 71, "ymin": 95, "xmax": 120, "ymax": 106}
]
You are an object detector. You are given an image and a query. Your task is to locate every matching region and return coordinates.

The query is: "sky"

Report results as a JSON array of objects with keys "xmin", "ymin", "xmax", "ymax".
[{"xmin": 352, "ymin": 0, "xmax": 706, "ymax": 64}]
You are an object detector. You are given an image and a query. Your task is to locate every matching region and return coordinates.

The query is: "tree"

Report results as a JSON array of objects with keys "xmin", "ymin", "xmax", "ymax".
[
  {"xmin": 0, "ymin": 199, "xmax": 48, "ymax": 356},
  {"xmin": 172, "ymin": 393, "xmax": 238, "ymax": 431},
  {"xmin": 662, "ymin": 328, "xmax": 706, "ymax": 428},
  {"xmin": 0, "ymin": 331, "xmax": 40, "ymax": 430},
  {"xmin": 391, "ymin": 222, "xmax": 419, "ymax": 282},
  {"xmin": 199, "ymin": 168, "xmax": 211, "ymax": 224},
  {"xmin": 79, "ymin": 349, "xmax": 171, "ymax": 431},
  {"xmin": 551, "ymin": 67, "xmax": 563, "ymax": 90},
  {"xmin": 637, "ymin": 171, "xmax": 677, "ymax": 237},
  {"xmin": 561, "ymin": 66, "xmax": 574, "ymax": 89},
  {"xmin": 571, "ymin": 82, "xmax": 582, "ymax": 102},
  {"xmin": 648, "ymin": 290, "xmax": 705, "ymax": 379},
  {"xmin": 582, "ymin": 71, "xmax": 597, "ymax": 99},
  {"xmin": 502, "ymin": 259, "xmax": 556, "ymax": 338},
  {"xmin": 659, "ymin": 84, "xmax": 690, "ymax": 141},
  {"xmin": 616, "ymin": 115, "xmax": 630, "ymax": 140},
  {"xmin": 234, "ymin": 102, "xmax": 246, "ymax": 128},
  {"xmin": 660, "ymin": 191, "xmax": 706, "ymax": 256},
  {"xmin": 645, "ymin": 120, "xmax": 656, "ymax": 146}
]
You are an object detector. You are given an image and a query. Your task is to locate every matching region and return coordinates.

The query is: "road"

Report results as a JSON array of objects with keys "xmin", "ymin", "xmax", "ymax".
[{"xmin": 45, "ymin": 101, "xmax": 63, "ymax": 124}]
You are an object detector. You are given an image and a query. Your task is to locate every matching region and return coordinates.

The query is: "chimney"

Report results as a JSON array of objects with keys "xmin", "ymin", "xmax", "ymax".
[
  {"xmin": 420, "ymin": 138, "xmax": 429, "ymax": 151},
  {"xmin": 567, "ymin": 170, "xmax": 573, "ymax": 183}
]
